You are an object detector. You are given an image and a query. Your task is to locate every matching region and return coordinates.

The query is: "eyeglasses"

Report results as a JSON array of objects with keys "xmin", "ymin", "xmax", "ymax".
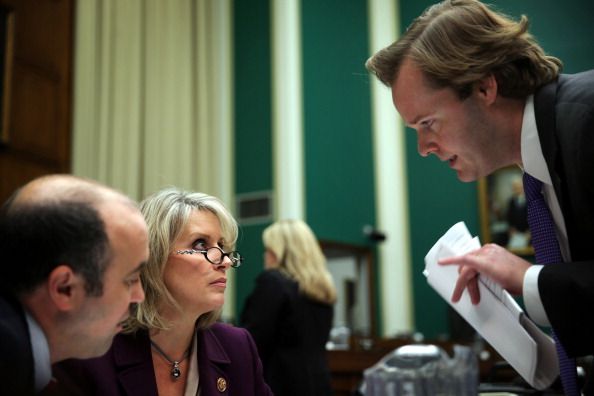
[{"xmin": 175, "ymin": 246, "xmax": 243, "ymax": 268}]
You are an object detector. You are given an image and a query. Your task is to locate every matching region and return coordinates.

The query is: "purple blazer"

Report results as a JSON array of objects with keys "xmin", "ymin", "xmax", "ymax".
[{"xmin": 49, "ymin": 323, "xmax": 273, "ymax": 396}]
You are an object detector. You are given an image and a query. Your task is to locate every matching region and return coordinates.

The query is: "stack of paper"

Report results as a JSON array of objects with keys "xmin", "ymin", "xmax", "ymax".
[{"xmin": 424, "ymin": 222, "xmax": 558, "ymax": 390}]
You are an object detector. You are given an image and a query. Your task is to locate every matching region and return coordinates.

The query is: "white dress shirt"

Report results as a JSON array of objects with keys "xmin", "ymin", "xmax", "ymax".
[
  {"xmin": 520, "ymin": 95, "xmax": 571, "ymax": 327},
  {"xmin": 184, "ymin": 331, "xmax": 200, "ymax": 396}
]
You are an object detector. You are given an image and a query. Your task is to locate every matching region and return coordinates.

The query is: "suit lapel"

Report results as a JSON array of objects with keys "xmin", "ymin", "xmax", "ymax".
[
  {"xmin": 197, "ymin": 327, "xmax": 231, "ymax": 396},
  {"xmin": 112, "ymin": 332, "xmax": 159, "ymax": 396}
]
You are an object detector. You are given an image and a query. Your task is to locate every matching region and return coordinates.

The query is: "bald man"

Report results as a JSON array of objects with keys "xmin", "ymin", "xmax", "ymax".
[{"xmin": 0, "ymin": 175, "xmax": 149, "ymax": 395}]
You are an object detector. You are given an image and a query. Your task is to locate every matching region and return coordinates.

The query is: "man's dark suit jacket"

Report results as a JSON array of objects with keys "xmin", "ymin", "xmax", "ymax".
[
  {"xmin": 240, "ymin": 269, "xmax": 334, "ymax": 396},
  {"xmin": 0, "ymin": 293, "xmax": 35, "ymax": 396},
  {"xmin": 533, "ymin": 70, "xmax": 594, "ymax": 357},
  {"xmin": 50, "ymin": 323, "xmax": 273, "ymax": 396}
]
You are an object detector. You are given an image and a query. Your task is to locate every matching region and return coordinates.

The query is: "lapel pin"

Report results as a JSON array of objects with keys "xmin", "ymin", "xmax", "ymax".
[{"xmin": 216, "ymin": 377, "xmax": 227, "ymax": 392}]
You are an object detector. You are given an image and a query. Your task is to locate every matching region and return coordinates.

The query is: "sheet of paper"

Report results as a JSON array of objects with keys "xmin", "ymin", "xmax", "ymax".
[{"xmin": 424, "ymin": 222, "xmax": 558, "ymax": 390}]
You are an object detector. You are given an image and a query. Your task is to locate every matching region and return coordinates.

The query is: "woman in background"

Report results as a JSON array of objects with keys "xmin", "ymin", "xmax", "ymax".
[
  {"xmin": 240, "ymin": 219, "xmax": 337, "ymax": 396},
  {"xmin": 50, "ymin": 187, "xmax": 272, "ymax": 396}
]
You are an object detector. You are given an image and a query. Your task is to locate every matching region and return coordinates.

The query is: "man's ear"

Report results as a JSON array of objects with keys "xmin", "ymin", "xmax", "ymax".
[
  {"xmin": 476, "ymin": 73, "xmax": 498, "ymax": 105},
  {"xmin": 47, "ymin": 265, "xmax": 85, "ymax": 311}
]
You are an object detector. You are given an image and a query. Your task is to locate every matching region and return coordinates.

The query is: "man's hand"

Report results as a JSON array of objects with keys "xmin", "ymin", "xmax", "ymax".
[{"xmin": 438, "ymin": 243, "xmax": 532, "ymax": 304}]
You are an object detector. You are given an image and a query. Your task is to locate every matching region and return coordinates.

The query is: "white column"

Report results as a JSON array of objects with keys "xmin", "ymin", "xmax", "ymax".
[
  {"xmin": 368, "ymin": 0, "xmax": 413, "ymax": 336},
  {"xmin": 271, "ymin": 0, "xmax": 304, "ymax": 220}
]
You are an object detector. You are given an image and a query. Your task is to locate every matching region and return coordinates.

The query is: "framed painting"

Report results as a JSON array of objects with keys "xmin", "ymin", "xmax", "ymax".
[{"xmin": 478, "ymin": 166, "xmax": 534, "ymax": 256}]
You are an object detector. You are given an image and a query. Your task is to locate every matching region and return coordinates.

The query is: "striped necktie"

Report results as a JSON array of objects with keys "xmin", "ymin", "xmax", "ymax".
[{"xmin": 523, "ymin": 172, "xmax": 579, "ymax": 395}]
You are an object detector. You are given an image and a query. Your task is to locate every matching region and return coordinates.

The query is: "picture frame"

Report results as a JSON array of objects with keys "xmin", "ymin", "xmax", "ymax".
[{"xmin": 478, "ymin": 166, "xmax": 534, "ymax": 256}]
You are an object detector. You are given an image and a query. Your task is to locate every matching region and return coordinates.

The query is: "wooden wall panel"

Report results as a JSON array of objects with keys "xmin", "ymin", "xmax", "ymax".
[{"xmin": 0, "ymin": 0, "xmax": 73, "ymax": 204}]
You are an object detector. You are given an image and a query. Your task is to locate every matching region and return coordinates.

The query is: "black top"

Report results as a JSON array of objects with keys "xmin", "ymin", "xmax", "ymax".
[{"xmin": 240, "ymin": 269, "xmax": 334, "ymax": 396}]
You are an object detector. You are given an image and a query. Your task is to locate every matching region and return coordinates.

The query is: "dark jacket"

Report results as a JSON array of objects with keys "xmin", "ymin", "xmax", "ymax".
[
  {"xmin": 240, "ymin": 269, "xmax": 333, "ymax": 396},
  {"xmin": 533, "ymin": 70, "xmax": 594, "ymax": 358},
  {"xmin": 48, "ymin": 323, "xmax": 273, "ymax": 396},
  {"xmin": 0, "ymin": 293, "xmax": 35, "ymax": 396}
]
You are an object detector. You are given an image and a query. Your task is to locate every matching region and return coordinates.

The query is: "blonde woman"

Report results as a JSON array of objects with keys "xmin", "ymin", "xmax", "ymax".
[
  {"xmin": 50, "ymin": 187, "xmax": 272, "ymax": 396},
  {"xmin": 240, "ymin": 219, "xmax": 336, "ymax": 396}
]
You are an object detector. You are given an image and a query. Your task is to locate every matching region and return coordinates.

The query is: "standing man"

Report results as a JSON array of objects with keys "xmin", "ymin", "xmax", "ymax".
[
  {"xmin": 0, "ymin": 175, "xmax": 149, "ymax": 395},
  {"xmin": 366, "ymin": 0, "xmax": 594, "ymax": 394}
]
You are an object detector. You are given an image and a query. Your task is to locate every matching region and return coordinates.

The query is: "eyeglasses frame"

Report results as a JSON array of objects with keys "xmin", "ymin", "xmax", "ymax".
[{"xmin": 175, "ymin": 246, "xmax": 243, "ymax": 268}]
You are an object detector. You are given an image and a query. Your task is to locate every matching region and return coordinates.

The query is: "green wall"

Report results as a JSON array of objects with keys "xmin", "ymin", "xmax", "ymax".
[
  {"xmin": 302, "ymin": 0, "xmax": 375, "ymax": 244},
  {"xmin": 233, "ymin": 0, "xmax": 273, "ymax": 315}
]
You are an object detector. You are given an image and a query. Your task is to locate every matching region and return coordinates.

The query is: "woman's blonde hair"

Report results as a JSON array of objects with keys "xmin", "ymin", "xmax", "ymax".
[
  {"xmin": 263, "ymin": 219, "xmax": 336, "ymax": 304},
  {"xmin": 366, "ymin": 0, "xmax": 561, "ymax": 99},
  {"xmin": 124, "ymin": 187, "xmax": 238, "ymax": 333}
]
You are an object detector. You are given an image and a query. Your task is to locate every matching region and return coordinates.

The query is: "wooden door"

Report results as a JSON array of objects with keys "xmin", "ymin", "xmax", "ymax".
[{"xmin": 0, "ymin": 0, "xmax": 73, "ymax": 204}]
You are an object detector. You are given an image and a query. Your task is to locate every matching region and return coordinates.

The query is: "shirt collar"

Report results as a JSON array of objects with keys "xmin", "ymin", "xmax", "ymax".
[
  {"xmin": 24, "ymin": 311, "xmax": 52, "ymax": 391},
  {"xmin": 520, "ymin": 95, "xmax": 552, "ymax": 185}
]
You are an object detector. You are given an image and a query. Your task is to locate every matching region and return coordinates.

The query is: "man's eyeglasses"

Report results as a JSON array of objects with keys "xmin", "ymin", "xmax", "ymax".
[{"xmin": 175, "ymin": 246, "xmax": 243, "ymax": 268}]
